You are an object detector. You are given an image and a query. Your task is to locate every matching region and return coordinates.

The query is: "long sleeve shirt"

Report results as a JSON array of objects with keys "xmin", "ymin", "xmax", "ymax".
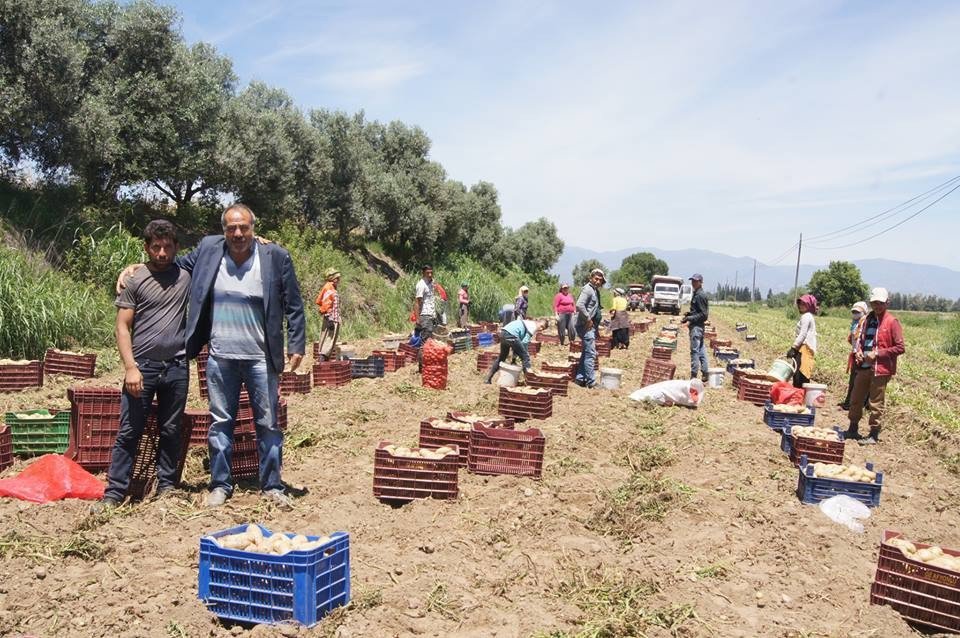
[
  {"xmin": 685, "ymin": 288, "xmax": 708, "ymax": 327},
  {"xmin": 792, "ymin": 312, "xmax": 817, "ymax": 353},
  {"xmin": 575, "ymin": 284, "xmax": 601, "ymax": 326}
]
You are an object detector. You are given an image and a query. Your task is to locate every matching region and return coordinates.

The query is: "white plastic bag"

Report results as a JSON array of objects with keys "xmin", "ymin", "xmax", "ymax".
[
  {"xmin": 629, "ymin": 379, "xmax": 704, "ymax": 407},
  {"xmin": 819, "ymin": 495, "xmax": 871, "ymax": 533}
]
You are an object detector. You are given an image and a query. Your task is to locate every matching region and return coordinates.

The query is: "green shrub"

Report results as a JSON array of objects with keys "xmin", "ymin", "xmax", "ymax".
[
  {"xmin": 65, "ymin": 224, "xmax": 145, "ymax": 295},
  {"xmin": 0, "ymin": 245, "xmax": 113, "ymax": 358}
]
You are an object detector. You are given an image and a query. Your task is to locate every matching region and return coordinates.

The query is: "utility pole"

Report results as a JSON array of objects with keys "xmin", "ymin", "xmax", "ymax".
[
  {"xmin": 793, "ymin": 233, "xmax": 803, "ymax": 297},
  {"xmin": 752, "ymin": 259, "xmax": 757, "ymax": 301}
]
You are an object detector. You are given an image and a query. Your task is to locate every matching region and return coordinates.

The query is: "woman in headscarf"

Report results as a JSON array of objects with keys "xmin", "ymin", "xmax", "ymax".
[
  {"xmin": 609, "ymin": 288, "xmax": 631, "ymax": 349},
  {"xmin": 514, "ymin": 285, "xmax": 529, "ymax": 320},
  {"xmin": 553, "ymin": 283, "xmax": 576, "ymax": 346},
  {"xmin": 786, "ymin": 293, "xmax": 819, "ymax": 388},
  {"xmin": 841, "ymin": 301, "xmax": 869, "ymax": 409}
]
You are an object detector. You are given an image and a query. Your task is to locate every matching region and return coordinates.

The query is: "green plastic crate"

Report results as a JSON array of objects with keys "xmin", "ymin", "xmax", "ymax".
[{"xmin": 4, "ymin": 410, "xmax": 70, "ymax": 455}]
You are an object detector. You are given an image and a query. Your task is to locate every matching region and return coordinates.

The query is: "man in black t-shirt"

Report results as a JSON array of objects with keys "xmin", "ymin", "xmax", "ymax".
[{"xmin": 93, "ymin": 220, "xmax": 191, "ymax": 511}]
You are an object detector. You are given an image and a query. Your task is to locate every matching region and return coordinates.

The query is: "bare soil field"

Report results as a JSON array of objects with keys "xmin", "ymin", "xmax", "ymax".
[{"xmin": 1, "ymin": 313, "xmax": 958, "ymax": 637}]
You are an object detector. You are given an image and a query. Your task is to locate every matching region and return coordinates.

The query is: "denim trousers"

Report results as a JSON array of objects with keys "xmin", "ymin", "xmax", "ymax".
[
  {"xmin": 104, "ymin": 357, "xmax": 189, "ymax": 501},
  {"xmin": 206, "ymin": 355, "xmax": 282, "ymax": 494},
  {"xmin": 689, "ymin": 325, "xmax": 708, "ymax": 376},
  {"xmin": 575, "ymin": 325, "xmax": 597, "ymax": 385}
]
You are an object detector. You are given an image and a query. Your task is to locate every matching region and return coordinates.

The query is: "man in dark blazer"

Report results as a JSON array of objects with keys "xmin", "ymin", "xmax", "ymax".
[{"xmin": 179, "ymin": 203, "xmax": 306, "ymax": 508}]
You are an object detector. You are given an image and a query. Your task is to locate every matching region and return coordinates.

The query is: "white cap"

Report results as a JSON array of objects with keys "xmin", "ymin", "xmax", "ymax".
[{"xmin": 869, "ymin": 287, "xmax": 889, "ymax": 303}]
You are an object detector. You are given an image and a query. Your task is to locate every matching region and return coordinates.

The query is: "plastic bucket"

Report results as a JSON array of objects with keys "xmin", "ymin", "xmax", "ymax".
[
  {"xmin": 497, "ymin": 363, "xmax": 522, "ymax": 387},
  {"xmin": 767, "ymin": 358, "xmax": 797, "ymax": 382},
  {"xmin": 337, "ymin": 343, "xmax": 356, "ymax": 360},
  {"xmin": 599, "ymin": 367, "xmax": 623, "ymax": 390},
  {"xmin": 707, "ymin": 368, "xmax": 725, "ymax": 388},
  {"xmin": 382, "ymin": 334, "xmax": 404, "ymax": 350},
  {"xmin": 803, "ymin": 383, "xmax": 828, "ymax": 408}
]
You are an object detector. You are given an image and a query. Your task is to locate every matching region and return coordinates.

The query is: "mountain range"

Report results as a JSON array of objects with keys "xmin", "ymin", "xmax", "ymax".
[{"xmin": 553, "ymin": 246, "xmax": 960, "ymax": 298}]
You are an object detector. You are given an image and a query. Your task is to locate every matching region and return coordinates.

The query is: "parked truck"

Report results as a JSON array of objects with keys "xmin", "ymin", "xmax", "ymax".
[{"xmin": 650, "ymin": 275, "xmax": 684, "ymax": 315}]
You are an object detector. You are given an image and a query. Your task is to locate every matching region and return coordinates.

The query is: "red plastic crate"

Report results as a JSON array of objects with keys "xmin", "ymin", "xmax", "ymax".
[
  {"xmin": 372, "ymin": 441, "xmax": 460, "ymax": 502},
  {"xmin": 467, "ymin": 425, "xmax": 545, "ymax": 478},
  {"xmin": 631, "ymin": 321, "xmax": 648, "ymax": 334},
  {"xmin": 526, "ymin": 341, "xmax": 541, "ymax": 356},
  {"xmin": 446, "ymin": 411, "xmax": 515, "ymax": 429},
  {"xmin": 185, "ymin": 409, "xmax": 210, "ymax": 446},
  {"xmin": 0, "ymin": 425, "xmax": 12, "ymax": 471},
  {"xmin": 596, "ymin": 338, "xmax": 612, "ymax": 357},
  {"xmin": 787, "ymin": 428, "xmax": 846, "ymax": 466},
  {"xmin": 476, "ymin": 351, "xmax": 499, "ymax": 372},
  {"xmin": 498, "ymin": 387, "xmax": 553, "ymax": 421},
  {"xmin": 397, "ymin": 342, "xmax": 419, "ymax": 364},
  {"xmin": 0, "ymin": 360, "xmax": 43, "ymax": 392},
  {"xmin": 418, "ymin": 418, "xmax": 472, "ymax": 467},
  {"xmin": 541, "ymin": 361, "xmax": 576, "ymax": 380},
  {"xmin": 371, "ymin": 350, "xmax": 405, "ymax": 372},
  {"xmin": 127, "ymin": 408, "xmax": 194, "ymax": 500},
  {"xmin": 738, "ymin": 377, "xmax": 774, "ymax": 406},
  {"xmin": 232, "ymin": 429, "xmax": 259, "ymax": 480},
  {"xmin": 536, "ymin": 333, "xmax": 560, "ymax": 345},
  {"xmin": 872, "ymin": 530, "xmax": 960, "ymax": 633},
  {"xmin": 709, "ymin": 338, "xmax": 731, "ymax": 350},
  {"xmin": 569, "ymin": 341, "xmax": 582, "ymax": 353},
  {"xmin": 467, "ymin": 324, "xmax": 483, "ymax": 336},
  {"xmin": 43, "ymin": 348, "xmax": 97, "ymax": 379},
  {"xmin": 651, "ymin": 346, "xmax": 673, "ymax": 362},
  {"xmin": 526, "ymin": 370, "xmax": 569, "ymax": 397},
  {"xmin": 66, "ymin": 385, "xmax": 122, "ymax": 470},
  {"xmin": 280, "ymin": 370, "xmax": 312, "ymax": 395},
  {"xmin": 312, "ymin": 361, "xmax": 352, "ymax": 388},
  {"xmin": 641, "ymin": 358, "xmax": 676, "ymax": 387}
]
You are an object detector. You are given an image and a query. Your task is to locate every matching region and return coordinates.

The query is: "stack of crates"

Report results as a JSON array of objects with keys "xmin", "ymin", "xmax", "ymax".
[{"xmin": 66, "ymin": 386, "xmax": 122, "ymax": 471}]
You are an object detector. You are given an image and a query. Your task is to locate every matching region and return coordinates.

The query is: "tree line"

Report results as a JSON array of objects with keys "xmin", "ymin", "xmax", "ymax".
[{"xmin": 0, "ymin": 0, "xmax": 564, "ymax": 274}]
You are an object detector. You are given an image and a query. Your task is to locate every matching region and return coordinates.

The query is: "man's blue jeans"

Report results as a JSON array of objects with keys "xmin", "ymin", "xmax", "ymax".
[
  {"xmin": 104, "ymin": 357, "xmax": 189, "ymax": 501},
  {"xmin": 575, "ymin": 325, "xmax": 598, "ymax": 386},
  {"xmin": 206, "ymin": 355, "xmax": 282, "ymax": 494},
  {"xmin": 689, "ymin": 325, "xmax": 709, "ymax": 377}
]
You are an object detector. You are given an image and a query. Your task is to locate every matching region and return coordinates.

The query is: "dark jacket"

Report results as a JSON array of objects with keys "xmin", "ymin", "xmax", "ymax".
[
  {"xmin": 178, "ymin": 236, "xmax": 306, "ymax": 374},
  {"xmin": 685, "ymin": 288, "xmax": 709, "ymax": 327},
  {"xmin": 855, "ymin": 310, "xmax": 905, "ymax": 377}
]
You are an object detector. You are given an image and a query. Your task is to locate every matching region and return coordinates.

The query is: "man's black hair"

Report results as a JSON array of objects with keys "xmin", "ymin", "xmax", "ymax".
[
  {"xmin": 143, "ymin": 219, "xmax": 179, "ymax": 244},
  {"xmin": 422, "ymin": 264, "xmax": 433, "ymax": 271}
]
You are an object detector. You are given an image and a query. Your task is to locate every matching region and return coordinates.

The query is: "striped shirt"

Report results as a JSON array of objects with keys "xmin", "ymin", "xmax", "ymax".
[
  {"xmin": 209, "ymin": 244, "xmax": 266, "ymax": 360},
  {"xmin": 860, "ymin": 315, "xmax": 878, "ymax": 369}
]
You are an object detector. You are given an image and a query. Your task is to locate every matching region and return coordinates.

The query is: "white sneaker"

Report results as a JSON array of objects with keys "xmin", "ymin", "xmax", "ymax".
[
  {"xmin": 262, "ymin": 489, "xmax": 294, "ymax": 511},
  {"xmin": 206, "ymin": 488, "xmax": 230, "ymax": 508}
]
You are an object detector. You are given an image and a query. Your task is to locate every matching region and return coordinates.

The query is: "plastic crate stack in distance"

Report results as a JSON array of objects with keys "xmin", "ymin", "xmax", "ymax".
[
  {"xmin": 541, "ymin": 361, "xmax": 576, "ymax": 380},
  {"xmin": 497, "ymin": 386, "xmax": 553, "ymax": 422},
  {"xmin": 871, "ymin": 530, "xmax": 960, "ymax": 633},
  {"xmin": 448, "ymin": 331, "xmax": 472, "ymax": 354},
  {"xmin": 796, "ymin": 457, "xmax": 882, "ymax": 507},
  {"xmin": 476, "ymin": 350, "xmax": 499, "ymax": 372},
  {"xmin": 198, "ymin": 524, "xmax": 350, "ymax": 627},
  {"xmin": 4, "ymin": 409, "xmax": 70, "ymax": 455},
  {"xmin": 127, "ymin": 409, "xmax": 194, "ymax": 500},
  {"xmin": 349, "ymin": 356, "xmax": 385, "ymax": 379},
  {"xmin": 651, "ymin": 346, "xmax": 673, "ymax": 362},
  {"xmin": 526, "ymin": 370, "xmax": 569, "ymax": 397},
  {"xmin": 312, "ymin": 360, "xmax": 352, "ymax": 388},
  {"xmin": 737, "ymin": 376, "xmax": 774, "ymax": 406},
  {"xmin": 397, "ymin": 341, "xmax": 419, "ymax": 365},
  {"xmin": 763, "ymin": 402, "xmax": 816, "ymax": 433},
  {"xmin": 467, "ymin": 424, "xmax": 545, "ymax": 478},
  {"xmin": 467, "ymin": 324, "xmax": 483, "ymax": 337},
  {"xmin": 371, "ymin": 350, "xmax": 405, "ymax": 373},
  {"xmin": 0, "ymin": 360, "xmax": 43, "ymax": 393},
  {"xmin": 279, "ymin": 370, "xmax": 312, "ymax": 395},
  {"xmin": 784, "ymin": 426, "xmax": 846, "ymax": 466},
  {"xmin": 372, "ymin": 441, "xmax": 460, "ymax": 502},
  {"xmin": 43, "ymin": 348, "xmax": 97, "ymax": 379},
  {"xmin": 66, "ymin": 386, "xmax": 122, "ymax": 471},
  {"xmin": 0, "ymin": 425, "xmax": 12, "ymax": 471},
  {"xmin": 641, "ymin": 358, "xmax": 677, "ymax": 387}
]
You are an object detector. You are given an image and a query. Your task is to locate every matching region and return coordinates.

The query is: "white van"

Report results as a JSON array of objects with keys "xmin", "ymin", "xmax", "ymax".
[{"xmin": 680, "ymin": 283, "xmax": 693, "ymax": 306}]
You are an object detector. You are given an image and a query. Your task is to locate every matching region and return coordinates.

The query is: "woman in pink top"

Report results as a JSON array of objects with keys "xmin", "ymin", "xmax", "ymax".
[{"xmin": 553, "ymin": 283, "xmax": 577, "ymax": 346}]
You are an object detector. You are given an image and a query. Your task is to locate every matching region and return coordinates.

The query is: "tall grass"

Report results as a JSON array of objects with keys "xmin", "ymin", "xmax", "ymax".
[
  {"xmin": 65, "ymin": 224, "xmax": 145, "ymax": 295},
  {"xmin": 944, "ymin": 315, "xmax": 960, "ymax": 356},
  {"xmin": 0, "ymin": 245, "xmax": 114, "ymax": 358}
]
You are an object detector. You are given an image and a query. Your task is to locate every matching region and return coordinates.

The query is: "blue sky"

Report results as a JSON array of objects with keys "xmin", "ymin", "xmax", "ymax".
[{"xmin": 170, "ymin": 0, "xmax": 960, "ymax": 269}]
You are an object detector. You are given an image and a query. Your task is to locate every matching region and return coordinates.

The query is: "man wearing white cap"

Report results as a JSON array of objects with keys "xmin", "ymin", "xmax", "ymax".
[{"xmin": 845, "ymin": 287, "xmax": 905, "ymax": 445}]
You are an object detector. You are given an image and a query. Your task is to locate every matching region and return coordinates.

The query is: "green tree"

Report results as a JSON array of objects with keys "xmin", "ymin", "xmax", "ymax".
[
  {"xmin": 500, "ymin": 218, "xmax": 564, "ymax": 276},
  {"xmin": 609, "ymin": 251, "xmax": 668, "ymax": 288},
  {"xmin": 807, "ymin": 261, "xmax": 869, "ymax": 308},
  {"xmin": 571, "ymin": 259, "xmax": 607, "ymax": 287}
]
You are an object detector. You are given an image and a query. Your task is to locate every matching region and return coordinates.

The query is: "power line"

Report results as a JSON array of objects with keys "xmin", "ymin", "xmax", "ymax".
[
  {"xmin": 804, "ymin": 174, "xmax": 960, "ymax": 243},
  {"xmin": 808, "ymin": 181, "xmax": 960, "ymax": 250},
  {"xmin": 765, "ymin": 241, "xmax": 799, "ymax": 266}
]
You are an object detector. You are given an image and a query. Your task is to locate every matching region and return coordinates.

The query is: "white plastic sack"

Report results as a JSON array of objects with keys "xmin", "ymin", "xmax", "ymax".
[
  {"xmin": 819, "ymin": 495, "xmax": 871, "ymax": 533},
  {"xmin": 629, "ymin": 379, "xmax": 704, "ymax": 407}
]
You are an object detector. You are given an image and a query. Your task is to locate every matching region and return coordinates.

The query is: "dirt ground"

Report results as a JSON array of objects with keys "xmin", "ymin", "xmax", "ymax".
[{"xmin": 1, "ymin": 315, "xmax": 958, "ymax": 638}]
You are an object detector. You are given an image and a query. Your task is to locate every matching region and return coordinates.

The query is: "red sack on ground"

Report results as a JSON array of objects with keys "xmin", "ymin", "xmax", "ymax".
[
  {"xmin": 0, "ymin": 454, "xmax": 105, "ymax": 503},
  {"xmin": 769, "ymin": 381, "xmax": 805, "ymax": 405}
]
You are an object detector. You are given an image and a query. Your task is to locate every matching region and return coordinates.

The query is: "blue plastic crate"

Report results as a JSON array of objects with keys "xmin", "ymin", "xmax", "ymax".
[
  {"xmin": 350, "ymin": 357, "xmax": 385, "ymax": 379},
  {"xmin": 763, "ymin": 402, "xmax": 816, "ymax": 433},
  {"xmin": 796, "ymin": 456, "xmax": 883, "ymax": 507},
  {"xmin": 726, "ymin": 359, "xmax": 755, "ymax": 374},
  {"xmin": 477, "ymin": 332, "xmax": 495, "ymax": 346},
  {"xmin": 198, "ymin": 524, "xmax": 350, "ymax": 627},
  {"xmin": 714, "ymin": 349, "xmax": 740, "ymax": 362}
]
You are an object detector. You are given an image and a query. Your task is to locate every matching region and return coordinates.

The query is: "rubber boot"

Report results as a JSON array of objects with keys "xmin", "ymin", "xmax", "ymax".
[
  {"xmin": 701, "ymin": 372, "xmax": 710, "ymax": 383},
  {"xmin": 859, "ymin": 426, "xmax": 881, "ymax": 446},
  {"xmin": 842, "ymin": 423, "xmax": 861, "ymax": 441}
]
